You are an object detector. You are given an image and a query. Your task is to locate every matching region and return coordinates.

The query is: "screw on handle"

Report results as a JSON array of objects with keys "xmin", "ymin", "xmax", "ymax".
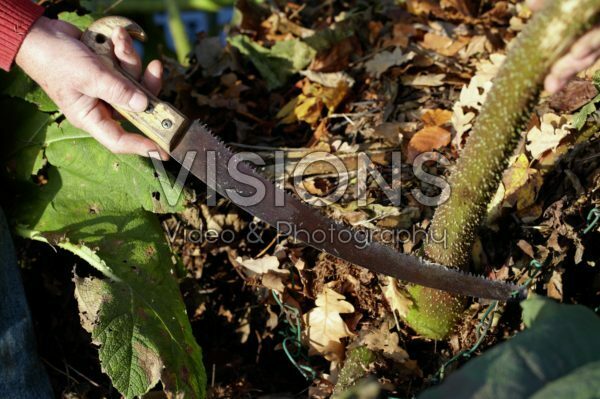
[{"xmin": 80, "ymin": 16, "xmax": 189, "ymax": 152}]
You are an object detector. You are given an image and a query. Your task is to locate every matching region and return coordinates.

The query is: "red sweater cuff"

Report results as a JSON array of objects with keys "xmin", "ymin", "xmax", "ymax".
[{"xmin": 0, "ymin": 0, "xmax": 44, "ymax": 71}]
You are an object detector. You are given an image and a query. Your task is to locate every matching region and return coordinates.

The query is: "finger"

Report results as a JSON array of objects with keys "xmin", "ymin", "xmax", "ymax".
[
  {"xmin": 112, "ymin": 26, "xmax": 143, "ymax": 80},
  {"xmin": 570, "ymin": 27, "xmax": 600, "ymax": 59},
  {"xmin": 82, "ymin": 65, "xmax": 148, "ymax": 112},
  {"xmin": 143, "ymin": 60, "xmax": 163, "ymax": 96},
  {"xmin": 526, "ymin": 0, "xmax": 545, "ymax": 11},
  {"xmin": 545, "ymin": 49, "xmax": 600, "ymax": 93},
  {"xmin": 79, "ymin": 102, "xmax": 169, "ymax": 159},
  {"xmin": 109, "ymin": 60, "xmax": 163, "ymax": 123}
]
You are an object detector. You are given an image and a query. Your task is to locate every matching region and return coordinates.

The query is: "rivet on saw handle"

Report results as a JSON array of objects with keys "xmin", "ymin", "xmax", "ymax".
[{"xmin": 80, "ymin": 16, "xmax": 189, "ymax": 152}]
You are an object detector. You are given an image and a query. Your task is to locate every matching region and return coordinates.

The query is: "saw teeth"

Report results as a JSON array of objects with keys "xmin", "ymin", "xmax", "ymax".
[{"xmin": 185, "ymin": 121, "xmax": 522, "ymax": 299}]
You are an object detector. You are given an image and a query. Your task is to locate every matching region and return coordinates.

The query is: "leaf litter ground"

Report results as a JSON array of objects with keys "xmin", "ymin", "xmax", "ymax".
[{"xmin": 18, "ymin": 0, "xmax": 600, "ymax": 397}]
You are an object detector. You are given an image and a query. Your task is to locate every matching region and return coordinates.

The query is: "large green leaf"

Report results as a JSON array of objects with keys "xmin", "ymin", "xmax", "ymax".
[
  {"xmin": 0, "ymin": 8, "xmax": 206, "ymax": 396},
  {"xmin": 0, "ymin": 68, "xmax": 57, "ymax": 112},
  {"xmin": 58, "ymin": 11, "xmax": 95, "ymax": 31},
  {"xmin": 228, "ymin": 35, "xmax": 316, "ymax": 89},
  {"xmin": 0, "ymin": 97, "xmax": 51, "ymax": 179},
  {"xmin": 420, "ymin": 297, "xmax": 600, "ymax": 399},
  {"xmin": 5, "ymin": 117, "xmax": 205, "ymax": 398},
  {"xmin": 14, "ymin": 120, "xmax": 183, "ymax": 228}
]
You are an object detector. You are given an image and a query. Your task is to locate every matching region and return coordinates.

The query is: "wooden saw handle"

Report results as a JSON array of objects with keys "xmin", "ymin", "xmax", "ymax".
[{"xmin": 81, "ymin": 16, "xmax": 189, "ymax": 152}]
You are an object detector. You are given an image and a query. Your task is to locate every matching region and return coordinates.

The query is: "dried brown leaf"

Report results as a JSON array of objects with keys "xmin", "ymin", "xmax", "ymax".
[
  {"xmin": 422, "ymin": 109, "xmax": 453, "ymax": 127},
  {"xmin": 406, "ymin": 126, "xmax": 451, "ymax": 163},
  {"xmin": 420, "ymin": 33, "xmax": 469, "ymax": 57},
  {"xmin": 303, "ymin": 286, "xmax": 355, "ymax": 361}
]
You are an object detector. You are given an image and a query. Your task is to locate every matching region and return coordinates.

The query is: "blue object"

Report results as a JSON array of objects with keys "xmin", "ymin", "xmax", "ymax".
[
  {"xmin": 133, "ymin": 9, "xmax": 232, "ymax": 60},
  {"xmin": 0, "ymin": 208, "xmax": 53, "ymax": 398},
  {"xmin": 153, "ymin": 8, "xmax": 233, "ymax": 51}
]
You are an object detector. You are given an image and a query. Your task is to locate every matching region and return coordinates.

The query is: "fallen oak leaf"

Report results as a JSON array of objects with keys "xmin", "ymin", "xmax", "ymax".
[
  {"xmin": 236, "ymin": 255, "xmax": 288, "ymax": 275},
  {"xmin": 525, "ymin": 113, "xmax": 572, "ymax": 160},
  {"xmin": 461, "ymin": 35, "xmax": 491, "ymax": 59},
  {"xmin": 300, "ymin": 70, "xmax": 355, "ymax": 88},
  {"xmin": 420, "ymin": 32, "xmax": 469, "ymax": 57},
  {"xmin": 422, "ymin": 108, "xmax": 453, "ymax": 127},
  {"xmin": 401, "ymin": 73, "xmax": 446, "ymax": 87},
  {"xmin": 382, "ymin": 277, "xmax": 412, "ymax": 319},
  {"xmin": 451, "ymin": 53, "xmax": 506, "ymax": 149},
  {"xmin": 364, "ymin": 48, "xmax": 415, "ymax": 78},
  {"xmin": 457, "ymin": 75, "xmax": 493, "ymax": 109},
  {"xmin": 360, "ymin": 319, "xmax": 409, "ymax": 363},
  {"xmin": 451, "ymin": 105, "xmax": 476, "ymax": 148},
  {"xmin": 547, "ymin": 270, "xmax": 563, "ymax": 301},
  {"xmin": 262, "ymin": 272, "xmax": 286, "ymax": 292},
  {"xmin": 303, "ymin": 286, "xmax": 355, "ymax": 361}
]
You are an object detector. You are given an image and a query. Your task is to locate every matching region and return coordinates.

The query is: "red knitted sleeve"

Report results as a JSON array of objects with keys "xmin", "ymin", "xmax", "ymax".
[{"xmin": 0, "ymin": 0, "xmax": 44, "ymax": 71}]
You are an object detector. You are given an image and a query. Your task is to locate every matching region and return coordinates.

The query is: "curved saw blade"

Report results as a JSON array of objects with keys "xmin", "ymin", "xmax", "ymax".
[{"xmin": 170, "ymin": 122, "xmax": 524, "ymax": 301}]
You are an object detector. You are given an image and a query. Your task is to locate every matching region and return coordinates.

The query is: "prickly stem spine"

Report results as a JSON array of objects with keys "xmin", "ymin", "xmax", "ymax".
[{"xmin": 404, "ymin": 0, "xmax": 600, "ymax": 339}]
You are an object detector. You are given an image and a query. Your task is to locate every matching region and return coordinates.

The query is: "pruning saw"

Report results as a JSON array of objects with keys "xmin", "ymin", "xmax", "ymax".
[{"xmin": 81, "ymin": 17, "xmax": 525, "ymax": 301}]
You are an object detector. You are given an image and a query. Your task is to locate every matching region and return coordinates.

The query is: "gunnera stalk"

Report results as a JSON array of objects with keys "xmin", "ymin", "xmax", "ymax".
[{"xmin": 403, "ymin": 0, "xmax": 600, "ymax": 339}]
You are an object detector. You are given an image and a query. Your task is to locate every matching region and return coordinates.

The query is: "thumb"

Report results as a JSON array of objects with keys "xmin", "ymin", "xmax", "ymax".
[{"xmin": 87, "ymin": 68, "xmax": 148, "ymax": 112}]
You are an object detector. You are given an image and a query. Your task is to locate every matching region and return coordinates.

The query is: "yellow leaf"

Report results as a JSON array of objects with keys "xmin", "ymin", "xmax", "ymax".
[
  {"xmin": 276, "ymin": 96, "xmax": 300, "ymax": 123},
  {"xmin": 382, "ymin": 277, "xmax": 412, "ymax": 319},
  {"xmin": 320, "ymin": 82, "xmax": 350, "ymax": 113},
  {"xmin": 294, "ymin": 95, "xmax": 322, "ymax": 124},
  {"xmin": 277, "ymin": 81, "xmax": 349, "ymax": 125},
  {"xmin": 502, "ymin": 154, "xmax": 543, "ymax": 211}
]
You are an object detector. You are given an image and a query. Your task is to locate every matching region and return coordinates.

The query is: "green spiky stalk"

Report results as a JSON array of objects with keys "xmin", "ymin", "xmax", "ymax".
[
  {"xmin": 404, "ymin": 0, "xmax": 600, "ymax": 339},
  {"xmin": 332, "ymin": 346, "xmax": 377, "ymax": 397}
]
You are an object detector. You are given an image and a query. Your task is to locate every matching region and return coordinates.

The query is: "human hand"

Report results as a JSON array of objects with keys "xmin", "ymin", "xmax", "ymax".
[
  {"xmin": 15, "ymin": 16, "xmax": 169, "ymax": 159},
  {"xmin": 527, "ymin": 0, "xmax": 600, "ymax": 94}
]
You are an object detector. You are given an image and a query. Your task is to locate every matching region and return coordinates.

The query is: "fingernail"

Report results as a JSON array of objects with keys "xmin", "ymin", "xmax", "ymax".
[
  {"xmin": 129, "ymin": 92, "xmax": 147, "ymax": 112},
  {"xmin": 122, "ymin": 36, "xmax": 133, "ymax": 54},
  {"xmin": 148, "ymin": 150, "xmax": 163, "ymax": 160},
  {"xmin": 545, "ymin": 76, "xmax": 559, "ymax": 94}
]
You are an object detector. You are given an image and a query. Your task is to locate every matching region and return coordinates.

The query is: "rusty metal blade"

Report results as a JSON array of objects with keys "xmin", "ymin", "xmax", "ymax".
[{"xmin": 170, "ymin": 122, "xmax": 523, "ymax": 301}]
